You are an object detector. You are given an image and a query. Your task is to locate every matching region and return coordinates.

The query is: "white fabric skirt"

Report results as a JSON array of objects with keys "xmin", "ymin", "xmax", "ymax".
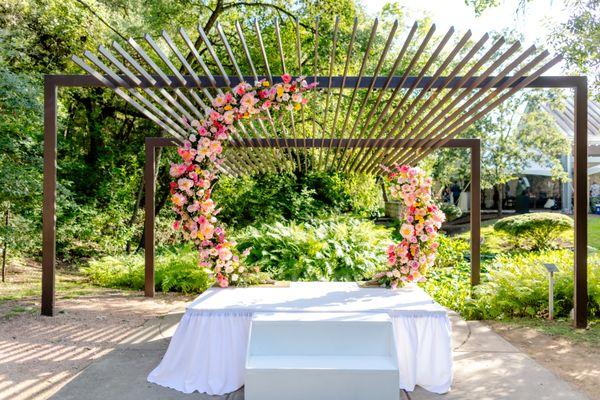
[{"xmin": 147, "ymin": 283, "xmax": 453, "ymax": 395}]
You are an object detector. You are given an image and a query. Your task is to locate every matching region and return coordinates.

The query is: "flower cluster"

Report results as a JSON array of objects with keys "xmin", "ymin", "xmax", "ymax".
[
  {"xmin": 374, "ymin": 165, "xmax": 446, "ymax": 288},
  {"xmin": 169, "ymin": 74, "xmax": 316, "ymax": 287}
]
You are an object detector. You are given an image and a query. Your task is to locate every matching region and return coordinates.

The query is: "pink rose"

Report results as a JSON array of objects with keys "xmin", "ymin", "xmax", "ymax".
[{"xmin": 281, "ymin": 73, "xmax": 292, "ymax": 84}]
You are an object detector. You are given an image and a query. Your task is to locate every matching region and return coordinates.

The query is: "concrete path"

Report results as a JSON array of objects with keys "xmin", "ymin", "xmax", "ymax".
[{"xmin": 48, "ymin": 311, "xmax": 589, "ymax": 400}]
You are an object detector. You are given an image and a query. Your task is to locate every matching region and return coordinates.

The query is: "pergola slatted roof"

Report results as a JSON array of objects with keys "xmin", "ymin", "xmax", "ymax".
[
  {"xmin": 41, "ymin": 16, "xmax": 589, "ymax": 328},
  {"xmin": 72, "ymin": 17, "xmax": 561, "ymax": 176},
  {"xmin": 543, "ymin": 99, "xmax": 600, "ymax": 138}
]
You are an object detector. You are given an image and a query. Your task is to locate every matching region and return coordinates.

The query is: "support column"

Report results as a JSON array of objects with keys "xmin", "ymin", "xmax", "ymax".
[
  {"xmin": 470, "ymin": 140, "xmax": 481, "ymax": 286},
  {"xmin": 144, "ymin": 139, "xmax": 155, "ymax": 297},
  {"xmin": 574, "ymin": 79, "xmax": 588, "ymax": 328},
  {"xmin": 561, "ymin": 155, "xmax": 573, "ymax": 214},
  {"xmin": 42, "ymin": 77, "xmax": 57, "ymax": 316}
]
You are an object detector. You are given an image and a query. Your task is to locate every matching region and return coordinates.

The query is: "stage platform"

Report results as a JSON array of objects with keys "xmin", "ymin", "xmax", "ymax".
[{"xmin": 147, "ymin": 282, "xmax": 453, "ymax": 396}]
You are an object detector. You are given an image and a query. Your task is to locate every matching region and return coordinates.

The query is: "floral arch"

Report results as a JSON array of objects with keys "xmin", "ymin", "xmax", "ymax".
[{"xmin": 169, "ymin": 73, "xmax": 445, "ymax": 289}]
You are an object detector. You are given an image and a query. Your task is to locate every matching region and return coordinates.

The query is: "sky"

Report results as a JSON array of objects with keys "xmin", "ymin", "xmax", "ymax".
[{"xmin": 359, "ymin": 0, "xmax": 572, "ymax": 73}]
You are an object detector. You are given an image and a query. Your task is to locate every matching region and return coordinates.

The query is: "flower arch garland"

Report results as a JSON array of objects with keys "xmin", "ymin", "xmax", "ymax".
[
  {"xmin": 375, "ymin": 165, "xmax": 446, "ymax": 288},
  {"xmin": 169, "ymin": 74, "xmax": 316, "ymax": 287}
]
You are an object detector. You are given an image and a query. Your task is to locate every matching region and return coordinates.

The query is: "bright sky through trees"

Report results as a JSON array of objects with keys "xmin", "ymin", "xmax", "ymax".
[{"xmin": 360, "ymin": 0, "xmax": 571, "ymax": 74}]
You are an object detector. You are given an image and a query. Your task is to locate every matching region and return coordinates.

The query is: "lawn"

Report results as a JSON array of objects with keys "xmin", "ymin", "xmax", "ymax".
[
  {"xmin": 457, "ymin": 214, "xmax": 600, "ymax": 252},
  {"xmin": 588, "ymin": 216, "xmax": 600, "ymax": 249},
  {"xmin": 491, "ymin": 318, "xmax": 600, "ymax": 345}
]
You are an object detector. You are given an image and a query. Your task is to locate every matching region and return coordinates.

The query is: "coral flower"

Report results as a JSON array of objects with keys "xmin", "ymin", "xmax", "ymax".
[
  {"xmin": 399, "ymin": 223, "xmax": 414, "ymax": 239},
  {"xmin": 171, "ymin": 193, "xmax": 187, "ymax": 207}
]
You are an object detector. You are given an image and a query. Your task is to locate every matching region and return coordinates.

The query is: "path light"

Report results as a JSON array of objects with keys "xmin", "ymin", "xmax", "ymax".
[{"xmin": 543, "ymin": 263, "xmax": 559, "ymax": 320}]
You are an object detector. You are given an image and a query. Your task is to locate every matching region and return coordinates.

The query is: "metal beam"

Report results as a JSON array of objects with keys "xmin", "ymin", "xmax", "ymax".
[
  {"xmin": 41, "ymin": 76, "xmax": 57, "ymax": 316},
  {"xmin": 574, "ymin": 77, "xmax": 588, "ymax": 329},
  {"xmin": 43, "ymin": 74, "xmax": 587, "ymax": 89},
  {"xmin": 144, "ymin": 139, "xmax": 156, "ymax": 297}
]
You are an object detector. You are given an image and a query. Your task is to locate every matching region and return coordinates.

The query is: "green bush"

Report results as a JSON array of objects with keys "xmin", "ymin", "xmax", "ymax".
[
  {"xmin": 422, "ymin": 233, "xmax": 600, "ymax": 321},
  {"xmin": 212, "ymin": 172, "xmax": 382, "ymax": 228},
  {"xmin": 470, "ymin": 250, "xmax": 600, "ymax": 319},
  {"xmin": 84, "ymin": 246, "xmax": 211, "ymax": 294},
  {"xmin": 233, "ymin": 217, "xmax": 392, "ymax": 281},
  {"xmin": 422, "ymin": 234, "xmax": 475, "ymax": 314},
  {"xmin": 439, "ymin": 203, "xmax": 462, "ymax": 222},
  {"xmin": 493, "ymin": 212, "xmax": 573, "ymax": 250}
]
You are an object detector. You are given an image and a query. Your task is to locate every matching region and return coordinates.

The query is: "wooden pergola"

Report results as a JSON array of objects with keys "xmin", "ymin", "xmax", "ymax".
[{"xmin": 42, "ymin": 17, "xmax": 589, "ymax": 327}]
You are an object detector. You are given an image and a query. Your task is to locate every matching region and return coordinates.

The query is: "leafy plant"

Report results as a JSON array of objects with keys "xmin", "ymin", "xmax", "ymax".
[
  {"xmin": 493, "ymin": 212, "xmax": 573, "ymax": 250},
  {"xmin": 84, "ymin": 246, "xmax": 211, "ymax": 294},
  {"xmin": 233, "ymin": 217, "xmax": 392, "ymax": 282},
  {"xmin": 470, "ymin": 250, "xmax": 600, "ymax": 320},
  {"xmin": 213, "ymin": 172, "xmax": 382, "ymax": 228},
  {"xmin": 439, "ymin": 203, "xmax": 462, "ymax": 222}
]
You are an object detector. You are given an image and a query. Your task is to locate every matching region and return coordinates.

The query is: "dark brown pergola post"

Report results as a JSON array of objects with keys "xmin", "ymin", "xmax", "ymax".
[
  {"xmin": 40, "ymin": 74, "xmax": 588, "ymax": 328},
  {"xmin": 142, "ymin": 138, "xmax": 482, "ymax": 295},
  {"xmin": 470, "ymin": 140, "xmax": 481, "ymax": 286},
  {"xmin": 144, "ymin": 139, "xmax": 156, "ymax": 297},
  {"xmin": 574, "ymin": 77, "xmax": 588, "ymax": 328},
  {"xmin": 41, "ymin": 76, "xmax": 57, "ymax": 316}
]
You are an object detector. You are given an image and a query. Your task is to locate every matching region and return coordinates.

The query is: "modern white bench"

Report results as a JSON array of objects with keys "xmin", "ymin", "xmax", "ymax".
[{"xmin": 245, "ymin": 312, "xmax": 400, "ymax": 400}]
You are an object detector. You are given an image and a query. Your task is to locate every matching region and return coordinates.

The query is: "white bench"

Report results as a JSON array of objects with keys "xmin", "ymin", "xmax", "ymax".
[{"xmin": 245, "ymin": 312, "xmax": 399, "ymax": 400}]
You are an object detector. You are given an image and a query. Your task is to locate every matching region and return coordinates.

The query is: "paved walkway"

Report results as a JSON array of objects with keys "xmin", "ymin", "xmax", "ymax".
[{"xmin": 48, "ymin": 311, "xmax": 589, "ymax": 400}]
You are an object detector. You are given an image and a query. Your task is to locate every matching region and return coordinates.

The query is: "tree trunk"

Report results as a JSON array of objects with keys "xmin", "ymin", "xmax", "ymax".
[
  {"xmin": 2, "ymin": 205, "xmax": 9, "ymax": 283},
  {"xmin": 497, "ymin": 183, "xmax": 504, "ymax": 217}
]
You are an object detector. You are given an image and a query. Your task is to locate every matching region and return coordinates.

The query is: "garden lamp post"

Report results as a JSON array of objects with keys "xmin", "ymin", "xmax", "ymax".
[{"xmin": 544, "ymin": 263, "xmax": 559, "ymax": 320}]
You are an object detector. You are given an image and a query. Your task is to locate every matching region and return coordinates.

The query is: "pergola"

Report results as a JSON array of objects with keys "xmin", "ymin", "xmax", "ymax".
[{"xmin": 42, "ymin": 17, "xmax": 589, "ymax": 327}]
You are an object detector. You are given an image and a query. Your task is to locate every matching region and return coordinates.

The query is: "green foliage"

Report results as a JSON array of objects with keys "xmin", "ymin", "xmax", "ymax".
[
  {"xmin": 213, "ymin": 172, "xmax": 382, "ymax": 228},
  {"xmin": 423, "ymin": 233, "xmax": 600, "ymax": 321},
  {"xmin": 84, "ymin": 246, "xmax": 211, "ymax": 294},
  {"xmin": 439, "ymin": 203, "xmax": 462, "ymax": 222},
  {"xmin": 470, "ymin": 250, "xmax": 600, "ymax": 319},
  {"xmin": 493, "ymin": 212, "xmax": 574, "ymax": 250},
  {"xmin": 422, "ymin": 234, "xmax": 475, "ymax": 314},
  {"xmin": 234, "ymin": 217, "xmax": 392, "ymax": 282}
]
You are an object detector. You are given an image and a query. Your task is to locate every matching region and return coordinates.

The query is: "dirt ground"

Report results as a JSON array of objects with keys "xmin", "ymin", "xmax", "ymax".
[
  {"xmin": 487, "ymin": 321, "xmax": 600, "ymax": 400},
  {"xmin": 0, "ymin": 260, "xmax": 193, "ymax": 400},
  {"xmin": 1, "ymin": 261, "xmax": 599, "ymax": 400}
]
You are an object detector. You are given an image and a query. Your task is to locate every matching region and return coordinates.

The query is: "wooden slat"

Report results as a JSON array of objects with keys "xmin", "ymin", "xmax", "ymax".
[
  {"xmin": 324, "ymin": 17, "xmax": 358, "ymax": 171},
  {"xmin": 331, "ymin": 18, "xmax": 379, "ymax": 171}
]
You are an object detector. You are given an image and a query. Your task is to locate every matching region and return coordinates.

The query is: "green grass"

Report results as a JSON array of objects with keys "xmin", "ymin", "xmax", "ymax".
[
  {"xmin": 588, "ymin": 216, "xmax": 600, "ymax": 249},
  {"xmin": 4, "ymin": 305, "xmax": 37, "ymax": 319},
  {"xmin": 495, "ymin": 318, "xmax": 600, "ymax": 346},
  {"xmin": 456, "ymin": 215, "xmax": 600, "ymax": 253}
]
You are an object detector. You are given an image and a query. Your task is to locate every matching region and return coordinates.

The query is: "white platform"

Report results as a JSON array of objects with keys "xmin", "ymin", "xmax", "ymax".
[
  {"xmin": 245, "ymin": 312, "xmax": 400, "ymax": 400},
  {"xmin": 147, "ymin": 282, "xmax": 453, "ymax": 396}
]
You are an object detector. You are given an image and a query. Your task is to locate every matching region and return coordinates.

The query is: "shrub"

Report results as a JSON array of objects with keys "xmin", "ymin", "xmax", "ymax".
[
  {"xmin": 422, "ymin": 234, "xmax": 475, "ymax": 314},
  {"xmin": 212, "ymin": 172, "xmax": 382, "ymax": 228},
  {"xmin": 439, "ymin": 203, "xmax": 462, "ymax": 222},
  {"xmin": 470, "ymin": 250, "xmax": 600, "ymax": 319},
  {"xmin": 422, "ymin": 236, "xmax": 600, "ymax": 320},
  {"xmin": 84, "ymin": 246, "xmax": 211, "ymax": 294},
  {"xmin": 493, "ymin": 212, "xmax": 573, "ymax": 250},
  {"xmin": 233, "ymin": 217, "xmax": 392, "ymax": 281}
]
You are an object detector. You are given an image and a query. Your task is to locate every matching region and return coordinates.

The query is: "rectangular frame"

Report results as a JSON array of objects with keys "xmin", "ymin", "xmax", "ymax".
[
  {"xmin": 41, "ymin": 74, "xmax": 588, "ymax": 328},
  {"xmin": 143, "ymin": 137, "xmax": 481, "ymax": 297}
]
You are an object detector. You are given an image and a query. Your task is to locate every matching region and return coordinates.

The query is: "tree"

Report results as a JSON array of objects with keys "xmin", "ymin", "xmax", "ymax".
[
  {"xmin": 0, "ymin": 65, "xmax": 43, "ymax": 278},
  {"xmin": 465, "ymin": 0, "xmax": 599, "ymax": 99},
  {"xmin": 476, "ymin": 93, "xmax": 569, "ymax": 215}
]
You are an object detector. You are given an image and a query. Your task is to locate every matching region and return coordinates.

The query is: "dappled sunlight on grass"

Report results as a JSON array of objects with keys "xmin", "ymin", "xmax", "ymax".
[{"xmin": 455, "ymin": 214, "xmax": 600, "ymax": 255}]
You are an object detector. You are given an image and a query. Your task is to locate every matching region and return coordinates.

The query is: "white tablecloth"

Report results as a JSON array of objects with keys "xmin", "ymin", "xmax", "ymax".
[{"xmin": 147, "ymin": 282, "xmax": 453, "ymax": 395}]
